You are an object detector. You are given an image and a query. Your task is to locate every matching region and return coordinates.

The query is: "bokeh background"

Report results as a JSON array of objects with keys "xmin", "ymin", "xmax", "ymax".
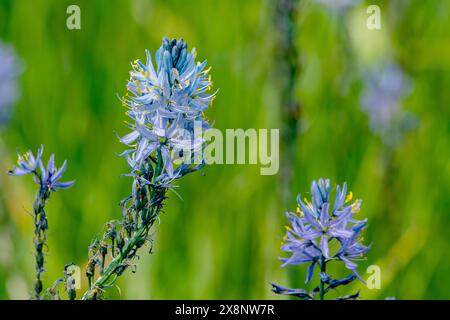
[{"xmin": 0, "ymin": 0, "xmax": 449, "ymax": 299}]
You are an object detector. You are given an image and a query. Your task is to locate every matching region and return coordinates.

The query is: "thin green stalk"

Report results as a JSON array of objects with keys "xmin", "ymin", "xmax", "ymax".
[
  {"xmin": 155, "ymin": 147, "xmax": 163, "ymax": 178},
  {"xmin": 274, "ymin": 0, "xmax": 301, "ymax": 207},
  {"xmin": 32, "ymin": 184, "xmax": 50, "ymax": 300},
  {"xmin": 319, "ymin": 256, "xmax": 326, "ymax": 300},
  {"xmin": 82, "ymin": 153, "xmax": 164, "ymax": 300},
  {"xmin": 275, "ymin": 0, "xmax": 302, "ymax": 292}
]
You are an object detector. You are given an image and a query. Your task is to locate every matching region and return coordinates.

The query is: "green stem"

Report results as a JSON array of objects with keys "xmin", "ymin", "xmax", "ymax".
[
  {"xmin": 32, "ymin": 186, "xmax": 50, "ymax": 300},
  {"xmin": 154, "ymin": 148, "xmax": 163, "ymax": 181},
  {"xmin": 81, "ymin": 223, "xmax": 149, "ymax": 300},
  {"xmin": 81, "ymin": 154, "xmax": 164, "ymax": 300},
  {"xmin": 274, "ymin": 0, "xmax": 301, "ymax": 207},
  {"xmin": 319, "ymin": 256, "xmax": 326, "ymax": 300}
]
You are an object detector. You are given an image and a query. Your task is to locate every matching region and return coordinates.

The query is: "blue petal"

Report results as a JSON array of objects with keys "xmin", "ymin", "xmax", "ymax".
[
  {"xmin": 46, "ymin": 154, "xmax": 55, "ymax": 174},
  {"xmin": 53, "ymin": 180, "xmax": 75, "ymax": 190},
  {"xmin": 320, "ymin": 202, "xmax": 329, "ymax": 225},
  {"xmin": 320, "ymin": 235, "xmax": 330, "ymax": 259},
  {"xmin": 161, "ymin": 146, "xmax": 173, "ymax": 177},
  {"xmin": 163, "ymin": 50, "xmax": 172, "ymax": 73},
  {"xmin": 305, "ymin": 261, "xmax": 316, "ymax": 284},
  {"xmin": 51, "ymin": 160, "xmax": 67, "ymax": 183},
  {"xmin": 120, "ymin": 130, "xmax": 140, "ymax": 145},
  {"xmin": 8, "ymin": 167, "xmax": 30, "ymax": 176}
]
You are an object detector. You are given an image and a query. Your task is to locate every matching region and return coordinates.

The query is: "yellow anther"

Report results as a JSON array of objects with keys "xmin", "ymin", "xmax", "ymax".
[{"xmin": 346, "ymin": 192, "xmax": 353, "ymax": 203}]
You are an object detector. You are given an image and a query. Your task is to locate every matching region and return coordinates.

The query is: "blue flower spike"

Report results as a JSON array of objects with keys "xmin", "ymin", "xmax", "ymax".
[{"xmin": 273, "ymin": 178, "xmax": 369, "ymax": 300}]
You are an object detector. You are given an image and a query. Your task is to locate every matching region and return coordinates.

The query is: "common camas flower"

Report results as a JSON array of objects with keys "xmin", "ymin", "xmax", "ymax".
[
  {"xmin": 8, "ymin": 145, "xmax": 74, "ymax": 299},
  {"xmin": 0, "ymin": 41, "xmax": 22, "ymax": 126},
  {"xmin": 361, "ymin": 62, "xmax": 416, "ymax": 146},
  {"xmin": 272, "ymin": 178, "xmax": 369, "ymax": 300},
  {"xmin": 120, "ymin": 37, "xmax": 215, "ymax": 181}
]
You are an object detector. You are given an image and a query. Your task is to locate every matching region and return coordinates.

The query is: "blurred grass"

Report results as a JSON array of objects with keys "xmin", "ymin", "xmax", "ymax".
[{"xmin": 0, "ymin": 0, "xmax": 449, "ymax": 299}]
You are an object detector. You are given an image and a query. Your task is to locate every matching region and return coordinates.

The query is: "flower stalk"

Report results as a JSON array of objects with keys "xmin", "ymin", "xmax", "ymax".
[
  {"xmin": 274, "ymin": 0, "xmax": 301, "ymax": 206},
  {"xmin": 81, "ymin": 159, "xmax": 165, "ymax": 300},
  {"xmin": 80, "ymin": 166, "xmax": 165, "ymax": 300},
  {"xmin": 8, "ymin": 145, "xmax": 75, "ymax": 299},
  {"xmin": 82, "ymin": 222, "xmax": 152, "ymax": 300},
  {"xmin": 319, "ymin": 257, "xmax": 326, "ymax": 300},
  {"xmin": 32, "ymin": 183, "xmax": 50, "ymax": 299}
]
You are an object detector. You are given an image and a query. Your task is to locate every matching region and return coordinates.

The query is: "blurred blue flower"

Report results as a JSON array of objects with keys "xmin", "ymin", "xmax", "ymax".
[
  {"xmin": 120, "ymin": 37, "xmax": 216, "ymax": 181},
  {"xmin": 9, "ymin": 145, "xmax": 75, "ymax": 191},
  {"xmin": 0, "ymin": 41, "xmax": 23, "ymax": 126},
  {"xmin": 273, "ymin": 179, "xmax": 369, "ymax": 299},
  {"xmin": 281, "ymin": 179, "xmax": 369, "ymax": 281},
  {"xmin": 361, "ymin": 62, "xmax": 417, "ymax": 146}
]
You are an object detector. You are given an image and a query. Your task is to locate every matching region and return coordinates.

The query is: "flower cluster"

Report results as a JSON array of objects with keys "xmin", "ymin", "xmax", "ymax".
[
  {"xmin": 120, "ymin": 37, "xmax": 216, "ymax": 183},
  {"xmin": 272, "ymin": 178, "xmax": 369, "ymax": 300},
  {"xmin": 361, "ymin": 62, "xmax": 416, "ymax": 146},
  {"xmin": 8, "ymin": 145, "xmax": 74, "ymax": 299},
  {"xmin": 0, "ymin": 41, "xmax": 23, "ymax": 126}
]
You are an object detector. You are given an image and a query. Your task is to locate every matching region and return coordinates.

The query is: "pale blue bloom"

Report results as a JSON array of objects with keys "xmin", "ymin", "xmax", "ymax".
[
  {"xmin": 120, "ymin": 37, "xmax": 215, "ymax": 181},
  {"xmin": 0, "ymin": 41, "xmax": 23, "ymax": 125}
]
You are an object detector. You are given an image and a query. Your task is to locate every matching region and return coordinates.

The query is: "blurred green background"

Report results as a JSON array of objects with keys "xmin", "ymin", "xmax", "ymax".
[{"xmin": 0, "ymin": 0, "xmax": 449, "ymax": 299}]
